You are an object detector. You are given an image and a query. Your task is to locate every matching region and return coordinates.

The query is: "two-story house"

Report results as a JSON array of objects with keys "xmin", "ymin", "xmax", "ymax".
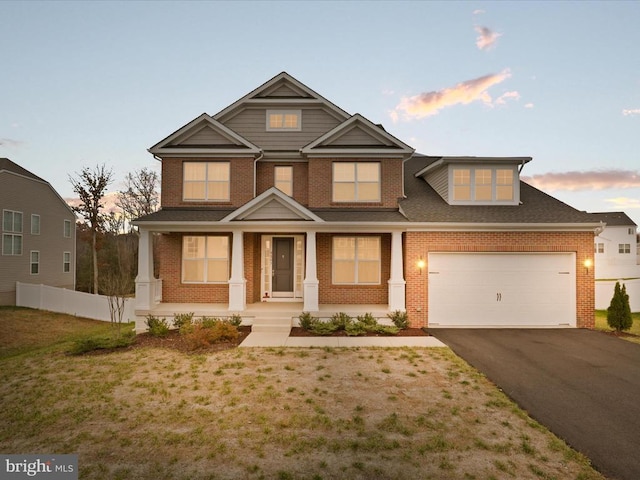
[
  {"xmin": 0, "ymin": 158, "xmax": 76, "ymax": 304},
  {"xmin": 133, "ymin": 72, "xmax": 599, "ymax": 330}
]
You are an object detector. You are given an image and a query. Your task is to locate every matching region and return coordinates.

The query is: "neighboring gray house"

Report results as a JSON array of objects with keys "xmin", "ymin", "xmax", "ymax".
[{"xmin": 0, "ymin": 158, "xmax": 76, "ymax": 304}]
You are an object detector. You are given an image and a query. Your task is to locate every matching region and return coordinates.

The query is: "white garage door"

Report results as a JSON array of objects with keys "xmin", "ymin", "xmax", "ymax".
[{"xmin": 428, "ymin": 253, "xmax": 576, "ymax": 327}]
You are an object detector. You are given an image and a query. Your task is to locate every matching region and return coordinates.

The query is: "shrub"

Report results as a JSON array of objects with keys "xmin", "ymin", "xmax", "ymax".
[
  {"xmin": 145, "ymin": 315, "xmax": 170, "ymax": 337},
  {"xmin": 299, "ymin": 311, "xmax": 318, "ymax": 330},
  {"xmin": 70, "ymin": 330, "xmax": 135, "ymax": 355},
  {"xmin": 183, "ymin": 321, "xmax": 239, "ymax": 350},
  {"xmin": 607, "ymin": 281, "xmax": 633, "ymax": 332},
  {"xmin": 227, "ymin": 313, "xmax": 243, "ymax": 327},
  {"xmin": 388, "ymin": 310, "xmax": 409, "ymax": 330},
  {"xmin": 200, "ymin": 316, "xmax": 220, "ymax": 329},
  {"xmin": 310, "ymin": 321, "xmax": 340, "ymax": 336},
  {"xmin": 330, "ymin": 312, "xmax": 352, "ymax": 330},
  {"xmin": 173, "ymin": 312, "xmax": 194, "ymax": 331}
]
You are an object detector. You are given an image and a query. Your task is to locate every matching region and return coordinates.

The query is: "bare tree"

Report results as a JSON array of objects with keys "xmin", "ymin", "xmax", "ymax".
[
  {"xmin": 117, "ymin": 168, "xmax": 159, "ymax": 232},
  {"xmin": 69, "ymin": 164, "xmax": 114, "ymax": 294}
]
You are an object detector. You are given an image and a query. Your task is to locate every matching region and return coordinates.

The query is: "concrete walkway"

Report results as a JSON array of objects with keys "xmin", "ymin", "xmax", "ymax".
[{"xmin": 239, "ymin": 332, "xmax": 446, "ymax": 348}]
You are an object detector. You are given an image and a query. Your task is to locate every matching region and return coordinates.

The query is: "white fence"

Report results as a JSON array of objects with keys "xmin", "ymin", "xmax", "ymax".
[
  {"xmin": 16, "ymin": 282, "xmax": 137, "ymax": 322},
  {"xmin": 595, "ymin": 279, "xmax": 640, "ymax": 312}
]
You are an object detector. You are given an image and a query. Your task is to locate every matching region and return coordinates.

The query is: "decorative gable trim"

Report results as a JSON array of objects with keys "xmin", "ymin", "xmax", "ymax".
[
  {"xmin": 220, "ymin": 187, "xmax": 324, "ymax": 222},
  {"xmin": 301, "ymin": 114, "xmax": 414, "ymax": 158},
  {"xmin": 214, "ymin": 72, "xmax": 351, "ymax": 123},
  {"xmin": 148, "ymin": 113, "xmax": 261, "ymax": 158}
]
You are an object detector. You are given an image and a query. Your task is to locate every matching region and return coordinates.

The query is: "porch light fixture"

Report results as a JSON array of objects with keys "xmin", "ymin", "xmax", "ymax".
[
  {"xmin": 417, "ymin": 257, "xmax": 426, "ymax": 274},
  {"xmin": 584, "ymin": 258, "xmax": 593, "ymax": 274}
]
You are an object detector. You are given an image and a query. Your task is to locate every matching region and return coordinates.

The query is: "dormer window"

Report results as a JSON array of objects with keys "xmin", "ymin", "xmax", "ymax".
[
  {"xmin": 451, "ymin": 166, "xmax": 516, "ymax": 204},
  {"xmin": 266, "ymin": 110, "xmax": 301, "ymax": 131}
]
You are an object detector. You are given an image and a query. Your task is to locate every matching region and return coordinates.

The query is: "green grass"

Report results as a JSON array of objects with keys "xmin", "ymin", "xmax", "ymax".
[{"xmin": 594, "ymin": 310, "xmax": 640, "ymax": 343}]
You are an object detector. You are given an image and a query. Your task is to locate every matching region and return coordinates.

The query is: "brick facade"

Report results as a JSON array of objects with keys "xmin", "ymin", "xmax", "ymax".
[{"xmin": 256, "ymin": 162, "xmax": 309, "ymax": 206}]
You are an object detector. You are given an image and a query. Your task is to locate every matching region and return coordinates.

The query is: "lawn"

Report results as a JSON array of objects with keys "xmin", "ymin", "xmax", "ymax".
[
  {"xmin": 0, "ymin": 307, "xmax": 605, "ymax": 480},
  {"xmin": 594, "ymin": 309, "xmax": 640, "ymax": 344}
]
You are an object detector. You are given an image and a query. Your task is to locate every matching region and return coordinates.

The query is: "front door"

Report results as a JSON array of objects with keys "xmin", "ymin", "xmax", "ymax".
[{"xmin": 272, "ymin": 237, "xmax": 294, "ymax": 296}]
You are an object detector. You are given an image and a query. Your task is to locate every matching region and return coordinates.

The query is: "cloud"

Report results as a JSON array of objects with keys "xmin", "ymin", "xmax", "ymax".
[
  {"xmin": 0, "ymin": 138, "xmax": 24, "ymax": 148},
  {"xmin": 521, "ymin": 169, "xmax": 640, "ymax": 191},
  {"xmin": 622, "ymin": 109, "xmax": 640, "ymax": 116},
  {"xmin": 65, "ymin": 191, "xmax": 121, "ymax": 214},
  {"xmin": 524, "ymin": 103, "xmax": 534, "ymax": 109},
  {"xmin": 475, "ymin": 26, "xmax": 502, "ymax": 50},
  {"xmin": 391, "ymin": 69, "xmax": 511, "ymax": 121},
  {"xmin": 604, "ymin": 197, "xmax": 640, "ymax": 209},
  {"xmin": 473, "ymin": 9, "xmax": 485, "ymax": 15},
  {"xmin": 496, "ymin": 91, "xmax": 520, "ymax": 105}
]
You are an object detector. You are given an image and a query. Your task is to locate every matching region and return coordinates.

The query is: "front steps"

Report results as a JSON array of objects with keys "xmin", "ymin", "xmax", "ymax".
[{"xmin": 250, "ymin": 316, "xmax": 293, "ymax": 334}]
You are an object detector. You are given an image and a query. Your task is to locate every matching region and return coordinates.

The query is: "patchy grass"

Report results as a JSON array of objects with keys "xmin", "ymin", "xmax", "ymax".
[
  {"xmin": 0, "ymin": 309, "xmax": 605, "ymax": 480},
  {"xmin": 595, "ymin": 309, "xmax": 640, "ymax": 344}
]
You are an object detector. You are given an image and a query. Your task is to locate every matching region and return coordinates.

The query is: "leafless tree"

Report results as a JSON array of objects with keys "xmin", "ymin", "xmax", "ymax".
[
  {"xmin": 69, "ymin": 164, "xmax": 114, "ymax": 294},
  {"xmin": 117, "ymin": 168, "xmax": 159, "ymax": 232}
]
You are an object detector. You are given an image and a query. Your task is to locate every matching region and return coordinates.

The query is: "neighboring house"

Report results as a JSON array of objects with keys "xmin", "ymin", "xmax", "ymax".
[
  {"xmin": 133, "ymin": 72, "xmax": 600, "ymax": 329},
  {"xmin": 0, "ymin": 158, "xmax": 76, "ymax": 305},
  {"xmin": 591, "ymin": 212, "xmax": 639, "ymax": 280}
]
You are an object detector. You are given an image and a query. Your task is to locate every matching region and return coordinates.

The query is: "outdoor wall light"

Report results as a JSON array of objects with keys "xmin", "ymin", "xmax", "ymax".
[
  {"xmin": 417, "ymin": 257, "xmax": 426, "ymax": 274},
  {"xmin": 584, "ymin": 258, "xmax": 593, "ymax": 274}
]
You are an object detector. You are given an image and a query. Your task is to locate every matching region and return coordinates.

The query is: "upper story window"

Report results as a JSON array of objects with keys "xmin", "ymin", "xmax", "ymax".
[
  {"xmin": 266, "ymin": 110, "xmax": 301, "ymax": 131},
  {"xmin": 619, "ymin": 244, "xmax": 631, "ymax": 254},
  {"xmin": 274, "ymin": 166, "xmax": 293, "ymax": 196},
  {"xmin": 182, "ymin": 235, "xmax": 229, "ymax": 283},
  {"xmin": 3, "ymin": 210, "xmax": 23, "ymax": 256},
  {"xmin": 64, "ymin": 219, "xmax": 72, "ymax": 238},
  {"xmin": 629, "ymin": 228, "xmax": 636, "ymax": 235},
  {"xmin": 451, "ymin": 167, "xmax": 516, "ymax": 204},
  {"xmin": 595, "ymin": 243, "xmax": 604, "ymax": 254},
  {"xmin": 63, "ymin": 252, "xmax": 71, "ymax": 273},
  {"xmin": 183, "ymin": 162, "xmax": 230, "ymax": 202},
  {"xmin": 30, "ymin": 251, "xmax": 40, "ymax": 275},
  {"xmin": 31, "ymin": 214, "xmax": 40, "ymax": 235},
  {"xmin": 332, "ymin": 162, "xmax": 380, "ymax": 203}
]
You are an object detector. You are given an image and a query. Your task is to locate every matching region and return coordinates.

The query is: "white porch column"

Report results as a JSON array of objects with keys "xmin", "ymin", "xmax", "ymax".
[
  {"xmin": 388, "ymin": 230, "xmax": 406, "ymax": 311},
  {"xmin": 228, "ymin": 230, "xmax": 246, "ymax": 312},
  {"xmin": 135, "ymin": 228, "xmax": 156, "ymax": 310},
  {"xmin": 303, "ymin": 231, "xmax": 319, "ymax": 312}
]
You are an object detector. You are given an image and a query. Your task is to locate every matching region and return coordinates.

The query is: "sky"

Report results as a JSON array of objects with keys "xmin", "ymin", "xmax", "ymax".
[{"xmin": 1, "ymin": 0, "xmax": 639, "ymax": 227}]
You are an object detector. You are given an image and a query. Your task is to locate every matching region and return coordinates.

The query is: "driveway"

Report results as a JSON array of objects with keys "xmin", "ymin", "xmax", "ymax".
[{"xmin": 430, "ymin": 329, "xmax": 640, "ymax": 480}]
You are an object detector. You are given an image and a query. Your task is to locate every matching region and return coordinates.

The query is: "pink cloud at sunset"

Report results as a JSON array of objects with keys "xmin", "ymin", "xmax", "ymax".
[
  {"xmin": 475, "ymin": 26, "xmax": 502, "ymax": 50},
  {"xmin": 522, "ymin": 169, "xmax": 640, "ymax": 191},
  {"xmin": 605, "ymin": 197, "xmax": 640, "ymax": 210},
  {"xmin": 390, "ymin": 69, "xmax": 511, "ymax": 121},
  {"xmin": 622, "ymin": 109, "xmax": 640, "ymax": 116},
  {"xmin": 496, "ymin": 91, "xmax": 520, "ymax": 104}
]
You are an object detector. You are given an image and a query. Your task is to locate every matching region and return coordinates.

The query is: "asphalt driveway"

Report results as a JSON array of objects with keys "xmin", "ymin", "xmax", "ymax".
[{"xmin": 430, "ymin": 329, "xmax": 640, "ymax": 480}]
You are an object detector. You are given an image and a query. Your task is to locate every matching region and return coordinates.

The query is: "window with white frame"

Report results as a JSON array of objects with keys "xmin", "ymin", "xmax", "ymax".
[
  {"xmin": 64, "ymin": 219, "xmax": 72, "ymax": 238},
  {"xmin": 332, "ymin": 162, "xmax": 380, "ymax": 202},
  {"xmin": 31, "ymin": 214, "xmax": 40, "ymax": 235},
  {"xmin": 595, "ymin": 243, "xmax": 604, "ymax": 254},
  {"xmin": 274, "ymin": 165, "xmax": 293, "ymax": 196},
  {"xmin": 619, "ymin": 243, "xmax": 631, "ymax": 254},
  {"xmin": 332, "ymin": 236, "xmax": 381, "ymax": 284},
  {"xmin": 3, "ymin": 210, "xmax": 23, "ymax": 256},
  {"xmin": 266, "ymin": 110, "xmax": 301, "ymax": 131},
  {"xmin": 30, "ymin": 251, "xmax": 39, "ymax": 274},
  {"xmin": 452, "ymin": 167, "xmax": 516, "ymax": 203},
  {"xmin": 182, "ymin": 235, "xmax": 229, "ymax": 283},
  {"xmin": 63, "ymin": 252, "xmax": 71, "ymax": 273},
  {"xmin": 183, "ymin": 162, "xmax": 230, "ymax": 201}
]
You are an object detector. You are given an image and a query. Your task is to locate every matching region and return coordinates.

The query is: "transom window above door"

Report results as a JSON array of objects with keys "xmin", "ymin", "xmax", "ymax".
[
  {"xmin": 332, "ymin": 162, "xmax": 381, "ymax": 202},
  {"xmin": 183, "ymin": 162, "xmax": 230, "ymax": 202}
]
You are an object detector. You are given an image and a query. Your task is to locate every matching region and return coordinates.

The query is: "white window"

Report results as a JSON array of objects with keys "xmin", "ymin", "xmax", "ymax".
[
  {"xmin": 619, "ymin": 244, "xmax": 631, "ymax": 254},
  {"xmin": 183, "ymin": 162, "xmax": 230, "ymax": 201},
  {"xmin": 266, "ymin": 110, "xmax": 301, "ymax": 131},
  {"xmin": 274, "ymin": 166, "xmax": 293, "ymax": 196},
  {"xmin": 64, "ymin": 219, "xmax": 72, "ymax": 238},
  {"xmin": 63, "ymin": 252, "xmax": 71, "ymax": 273},
  {"xmin": 182, "ymin": 236, "xmax": 229, "ymax": 283},
  {"xmin": 3, "ymin": 210, "xmax": 23, "ymax": 256},
  {"xmin": 595, "ymin": 243, "xmax": 604, "ymax": 254},
  {"xmin": 31, "ymin": 214, "xmax": 40, "ymax": 235},
  {"xmin": 332, "ymin": 236, "xmax": 381, "ymax": 284},
  {"xmin": 332, "ymin": 162, "xmax": 381, "ymax": 202},
  {"xmin": 452, "ymin": 167, "xmax": 516, "ymax": 204},
  {"xmin": 30, "ymin": 251, "xmax": 39, "ymax": 275}
]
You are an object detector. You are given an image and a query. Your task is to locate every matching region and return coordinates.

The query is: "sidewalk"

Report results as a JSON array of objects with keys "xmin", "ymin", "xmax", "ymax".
[{"xmin": 239, "ymin": 332, "xmax": 447, "ymax": 348}]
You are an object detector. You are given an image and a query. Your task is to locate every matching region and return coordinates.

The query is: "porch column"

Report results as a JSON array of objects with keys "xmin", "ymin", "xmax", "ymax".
[
  {"xmin": 388, "ymin": 230, "xmax": 406, "ymax": 311},
  {"xmin": 135, "ymin": 228, "xmax": 156, "ymax": 310},
  {"xmin": 303, "ymin": 231, "xmax": 319, "ymax": 312},
  {"xmin": 228, "ymin": 230, "xmax": 246, "ymax": 312}
]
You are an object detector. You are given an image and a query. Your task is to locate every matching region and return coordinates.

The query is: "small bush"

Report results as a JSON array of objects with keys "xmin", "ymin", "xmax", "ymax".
[
  {"xmin": 70, "ymin": 330, "xmax": 135, "ymax": 355},
  {"xmin": 345, "ymin": 320, "xmax": 367, "ymax": 336},
  {"xmin": 227, "ymin": 313, "xmax": 243, "ymax": 327},
  {"xmin": 330, "ymin": 312, "xmax": 352, "ymax": 330},
  {"xmin": 607, "ymin": 281, "xmax": 633, "ymax": 332},
  {"xmin": 200, "ymin": 316, "xmax": 220, "ymax": 329},
  {"xmin": 299, "ymin": 311, "xmax": 318, "ymax": 330},
  {"xmin": 173, "ymin": 312, "xmax": 194, "ymax": 331},
  {"xmin": 388, "ymin": 310, "xmax": 409, "ymax": 330},
  {"xmin": 145, "ymin": 315, "xmax": 170, "ymax": 337},
  {"xmin": 183, "ymin": 321, "xmax": 239, "ymax": 350}
]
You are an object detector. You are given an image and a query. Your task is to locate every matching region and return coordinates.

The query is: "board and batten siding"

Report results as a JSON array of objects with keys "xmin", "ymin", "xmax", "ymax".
[
  {"xmin": 0, "ymin": 172, "xmax": 75, "ymax": 304},
  {"xmin": 223, "ymin": 108, "xmax": 341, "ymax": 150}
]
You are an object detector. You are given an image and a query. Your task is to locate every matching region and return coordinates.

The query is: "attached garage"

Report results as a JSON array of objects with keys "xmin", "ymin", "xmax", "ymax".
[{"xmin": 428, "ymin": 253, "xmax": 576, "ymax": 327}]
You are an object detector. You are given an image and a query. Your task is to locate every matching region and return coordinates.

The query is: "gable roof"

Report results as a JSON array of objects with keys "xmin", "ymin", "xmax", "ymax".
[
  {"xmin": 0, "ymin": 158, "xmax": 46, "ymax": 182},
  {"xmin": 220, "ymin": 187, "xmax": 324, "ymax": 222},
  {"xmin": 414, "ymin": 155, "xmax": 532, "ymax": 178},
  {"xmin": 301, "ymin": 114, "xmax": 414, "ymax": 158},
  {"xmin": 400, "ymin": 155, "xmax": 599, "ymax": 226},
  {"xmin": 213, "ymin": 72, "xmax": 351, "ymax": 123},
  {"xmin": 148, "ymin": 113, "xmax": 261, "ymax": 157},
  {"xmin": 590, "ymin": 211, "xmax": 637, "ymax": 227}
]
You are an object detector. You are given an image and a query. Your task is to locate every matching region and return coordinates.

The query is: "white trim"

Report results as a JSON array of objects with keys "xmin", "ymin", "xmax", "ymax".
[
  {"xmin": 266, "ymin": 109, "xmax": 301, "ymax": 131},
  {"xmin": 448, "ymin": 165, "xmax": 519, "ymax": 205},
  {"xmin": 30, "ymin": 250, "xmax": 40, "ymax": 275},
  {"xmin": 220, "ymin": 187, "xmax": 324, "ymax": 222}
]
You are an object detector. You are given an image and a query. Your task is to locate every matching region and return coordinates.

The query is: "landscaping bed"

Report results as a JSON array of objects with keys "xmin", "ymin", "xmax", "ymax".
[{"xmin": 289, "ymin": 326, "xmax": 428, "ymax": 337}]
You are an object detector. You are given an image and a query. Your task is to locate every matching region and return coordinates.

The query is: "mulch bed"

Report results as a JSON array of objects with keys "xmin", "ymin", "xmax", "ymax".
[{"xmin": 289, "ymin": 327, "xmax": 429, "ymax": 337}]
